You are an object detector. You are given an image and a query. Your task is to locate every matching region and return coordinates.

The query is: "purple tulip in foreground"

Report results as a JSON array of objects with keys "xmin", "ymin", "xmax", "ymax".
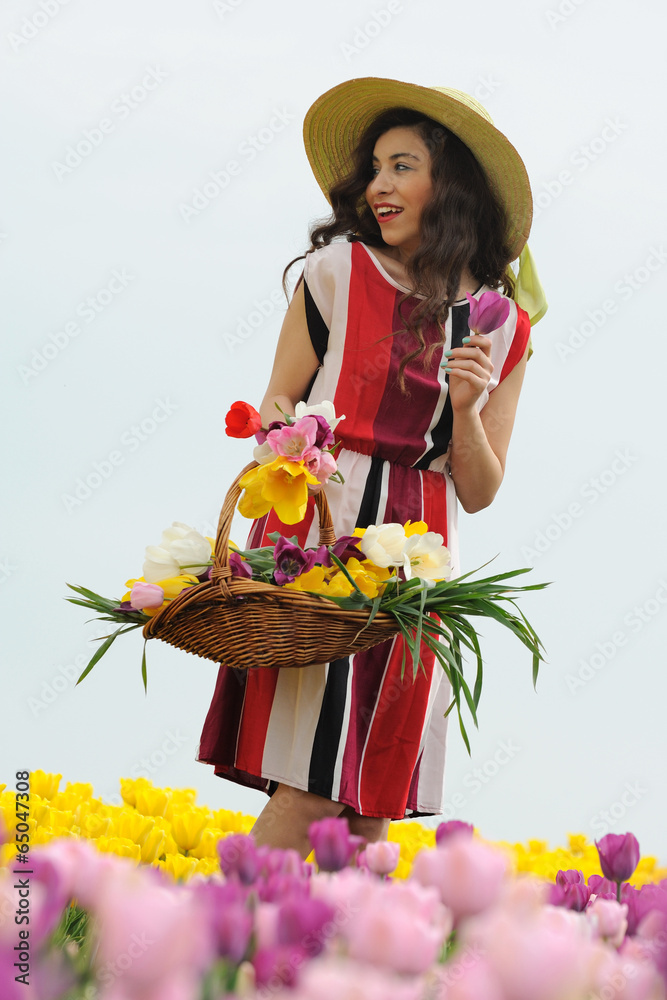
[
  {"xmin": 595, "ymin": 832, "xmax": 641, "ymax": 885},
  {"xmin": 308, "ymin": 817, "xmax": 365, "ymax": 872},
  {"xmin": 466, "ymin": 290, "xmax": 511, "ymax": 334}
]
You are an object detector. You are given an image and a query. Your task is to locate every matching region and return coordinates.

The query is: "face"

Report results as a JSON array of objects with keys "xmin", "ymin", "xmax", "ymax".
[{"xmin": 365, "ymin": 126, "xmax": 434, "ymax": 258}]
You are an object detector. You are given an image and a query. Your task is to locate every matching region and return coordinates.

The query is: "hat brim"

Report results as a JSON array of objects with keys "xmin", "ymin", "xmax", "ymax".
[{"xmin": 303, "ymin": 77, "xmax": 532, "ymax": 261}]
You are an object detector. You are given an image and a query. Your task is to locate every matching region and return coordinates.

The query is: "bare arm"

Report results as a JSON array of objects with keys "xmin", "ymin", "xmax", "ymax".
[
  {"xmin": 259, "ymin": 279, "xmax": 321, "ymax": 427},
  {"xmin": 446, "ymin": 335, "xmax": 529, "ymax": 513}
]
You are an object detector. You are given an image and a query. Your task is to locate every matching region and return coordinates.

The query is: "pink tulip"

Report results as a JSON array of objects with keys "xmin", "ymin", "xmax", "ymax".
[
  {"xmin": 466, "ymin": 290, "xmax": 510, "ymax": 334},
  {"xmin": 347, "ymin": 880, "xmax": 448, "ymax": 975},
  {"xmin": 289, "ymin": 957, "xmax": 426, "ymax": 1000},
  {"xmin": 130, "ymin": 580, "xmax": 164, "ymax": 610},
  {"xmin": 460, "ymin": 905, "xmax": 599, "ymax": 1000},
  {"xmin": 267, "ymin": 416, "xmax": 319, "ymax": 460},
  {"xmin": 411, "ymin": 838, "xmax": 507, "ymax": 921},
  {"xmin": 435, "ymin": 820, "xmax": 474, "ymax": 846},
  {"xmin": 435, "ymin": 954, "xmax": 505, "ymax": 1000},
  {"xmin": 364, "ymin": 840, "xmax": 401, "ymax": 876},
  {"xmin": 586, "ymin": 897, "xmax": 629, "ymax": 947}
]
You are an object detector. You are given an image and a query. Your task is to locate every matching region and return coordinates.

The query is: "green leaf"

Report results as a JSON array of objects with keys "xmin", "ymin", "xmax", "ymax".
[
  {"xmin": 141, "ymin": 640, "xmax": 148, "ymax": 693},
  {"xmin": 76, "ymin": 626, "xmax": 128, "ymax": 685}
]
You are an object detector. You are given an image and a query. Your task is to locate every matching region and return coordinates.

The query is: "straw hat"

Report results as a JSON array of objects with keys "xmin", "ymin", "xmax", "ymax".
[{"xmin": 303, "ymin": 77, "xmax": 533, "ymax": 260}]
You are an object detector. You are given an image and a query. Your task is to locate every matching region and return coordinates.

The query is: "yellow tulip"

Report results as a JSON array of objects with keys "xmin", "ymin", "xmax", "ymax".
[
  {"xmin": 404, "ymin": 520, "xmax": 429, "ymax": 536},
  {"xmin": 30, "ymin": 770, "xmax": 62, "ymax": 800},
  {"xmin": 238, "ymin": 457, "xmax": 318, "ymax": 524},
  {"xmin": 120, "ymin": 777, "xmax": 152, "ymax": 808},
  {"xmin": 164, "ymin": 788, "xmax": 198, "ymax": 822},
  {"xmin": 94, "ymin": 836, "xmax": 141, "ymax": 862},
  {"xmin": 159, "ymin": 853, "xmax": 198, "ymax": 881},
  {"xmin": 188, "ymin": 828, "xmax": 225, "ymax": 860},
  {"xmin": 140, "ymin": 826, "xmax": 167, "ymax": 864},
  {"xmin": 114, "ymin": 809, "xmax": 155, "ymax": 846},
  {"xmin": 170, "ymin": 806, "xmax": 209, "ymax": 853},
  {"xmin": 326, "ymin": 572, "xmax": 354, "ymax": 597},
  {"xmin": 134, "ymin": 785, "xmax": 169, "ymax": 818},
  {"xmin": 283, "ymin": 566, "xmax": 329, "ymax": 594},
  {"xmin": 83, "ymin": 814, "xmax": 112, "ymax": 838}
]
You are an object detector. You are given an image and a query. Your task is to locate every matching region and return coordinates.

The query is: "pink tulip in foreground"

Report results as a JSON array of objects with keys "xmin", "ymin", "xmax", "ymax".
[
  {"xmin": 411, "ymin": 836, "xmax": 508, "ymax": 921},
  {"xmin": 363, "ymin": 840, "xmax": 401, "ymax": 876}
]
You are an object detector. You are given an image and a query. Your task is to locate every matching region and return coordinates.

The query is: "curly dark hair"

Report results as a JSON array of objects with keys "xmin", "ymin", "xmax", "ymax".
[{"xmin": 283, "ymin": 107, "xmax": 516, "ymax": 390}]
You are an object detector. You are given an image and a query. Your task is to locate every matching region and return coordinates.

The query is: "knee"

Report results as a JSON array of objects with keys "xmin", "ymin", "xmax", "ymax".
[
  {"xmin": 272, "ymin": 783, "xmax": 345, "ymax": 825},
  {"xmin": 344, "ymin": 812, "xmax": 391, "ymax": 842}
]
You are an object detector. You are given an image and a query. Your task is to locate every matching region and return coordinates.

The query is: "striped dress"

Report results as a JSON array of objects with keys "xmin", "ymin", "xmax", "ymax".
[{"xmin": 197, "ymin": 240, "xmax": 531, "ymax": 819}]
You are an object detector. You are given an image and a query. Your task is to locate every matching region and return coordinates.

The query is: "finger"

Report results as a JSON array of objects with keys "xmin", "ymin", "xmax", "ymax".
[
  {"xmin": 462, "ymin": 334, "xmax": 492, "ymax": 354},
  {"xmin": 441, "ymin": 347, "xmax": 493, "ymax": 369},
  {"xmin": 442, "ymin": 357, "xmax": 494, "ymax": 377}
]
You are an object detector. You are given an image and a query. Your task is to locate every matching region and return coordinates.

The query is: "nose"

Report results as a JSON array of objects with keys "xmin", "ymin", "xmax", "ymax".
[{"xmin": 367, "ymin": 166, "xmax": 394, "ymax": 197}]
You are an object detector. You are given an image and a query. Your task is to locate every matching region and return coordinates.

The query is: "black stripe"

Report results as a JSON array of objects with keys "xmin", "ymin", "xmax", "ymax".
[
  {"xmin": 414, "ymin": 303, "xmax": 470, "ymax": 470},
  {"xmin": 304, "ymin": 278, "xmax": 329, "ymax": 363},
  {"xmin": 355, "ymin": 455, "xmax": 384, "ymax": 528},
  {"xmin": 308, "ymin": 658, "xmax": 350, "ymax": 798}
]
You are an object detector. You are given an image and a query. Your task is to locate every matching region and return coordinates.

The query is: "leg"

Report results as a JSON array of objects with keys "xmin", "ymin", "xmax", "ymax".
[
  {"xmin": 340, "ymin": 804, "xmax": 391, "ymax": 842},
  {"xmin": 251, "ymin": 782, "xmax": 345, "ymax": 858}
]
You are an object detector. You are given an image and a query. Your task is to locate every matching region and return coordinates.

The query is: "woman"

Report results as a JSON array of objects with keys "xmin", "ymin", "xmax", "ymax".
[{"xmin": 197, "ymin": 78, "xmax": 543, "ymax": 857}]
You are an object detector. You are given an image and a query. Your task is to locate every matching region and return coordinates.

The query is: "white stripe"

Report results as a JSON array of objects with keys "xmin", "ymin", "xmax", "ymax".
[{"xmin": 261, "ymin": 663, "xmax": 327, "ymax": 788}]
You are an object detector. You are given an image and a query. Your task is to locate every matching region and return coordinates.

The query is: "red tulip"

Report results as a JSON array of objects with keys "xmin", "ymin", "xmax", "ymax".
[{"xmin": 225, "ymin": 400, "xmax": 263, "ymax": 438}]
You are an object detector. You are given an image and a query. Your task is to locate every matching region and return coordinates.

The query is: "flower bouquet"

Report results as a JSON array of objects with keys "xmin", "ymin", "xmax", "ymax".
[{"xmin": 67, "ymin": 396, "xmax": 547, "ymax": 751}]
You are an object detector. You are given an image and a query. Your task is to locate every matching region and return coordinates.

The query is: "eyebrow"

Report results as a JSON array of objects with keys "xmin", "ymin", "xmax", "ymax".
[{"xmin": 371, "ymin": 152, "xmax": 421, "ymax": 162}]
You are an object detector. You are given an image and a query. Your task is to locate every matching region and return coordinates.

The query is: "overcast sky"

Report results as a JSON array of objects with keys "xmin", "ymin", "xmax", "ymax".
[{"xmin": 3, "ymin": 0, "xmax": 666, "ymax": 857}]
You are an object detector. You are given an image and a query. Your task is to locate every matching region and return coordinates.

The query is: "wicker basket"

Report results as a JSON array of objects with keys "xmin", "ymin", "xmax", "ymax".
[{"xmin": 142, "ymin": 463, "xmax": 400, "ymax": 668}]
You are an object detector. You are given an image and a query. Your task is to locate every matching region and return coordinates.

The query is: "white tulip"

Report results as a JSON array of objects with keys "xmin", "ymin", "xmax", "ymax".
[
  {"xmin": 253, "ymin": 440, "xmax": 276, "ymax": 465},
  {"xmin": 359, "ymin": 523, "xmax": 408, "ymax": 568},
  {"xmin": 294, "ymin": 399, "xmax": 345, "ymax": 431},
  {"xmin": 402, "ymin": 532, "xmax": 452, "ymax": 582},
  {"xmin": 143, "ymin": 545, "xmax": 180, "ymax": 583},
  {"xmin": 148, "ymin": 522, "xmax": 212, "ymax": 577}
]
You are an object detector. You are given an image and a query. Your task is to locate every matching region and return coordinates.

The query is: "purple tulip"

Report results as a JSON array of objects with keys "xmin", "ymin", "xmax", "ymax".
[
  {"xmin": 548, "ymin": 881, "xmax": 591, "ymax": 912},
  {"xmin": 273, "ymin": 537, "xmax": 318, "ymax": 585},
  {"xmin": 229, "ymin": 551, "xmax": 253, "ymax": 579},
  {"xmin": 308, "ymin": 817, "xmax": 365, "ymax": 872},
  {"xmin": 595, "ymin": 832, "xmax": 641, "ymax": 885},
  {"xmin": 253, "ymin": 945, "xmax": 304, "ymax": 989},
  {"xmin": 587, "ymin": 873, "xmax": 618, "ymax": 899},
  {"xmin": 217, "ymin": 834, "xmax": 264, "ymax": 885},
  {"xmin": 311, "ymin": 414, "xmax": 335, "ymax": 449},
  {"xmin": 196, "ymin": 882, "xmax": 252, "ymax": 962},
  {"xmin": 556, "ymin": 869, "xmax": 586, "ymax": 888},
  {"xmin": 466, "ymin": 290, "xmax": 511, "ymax": 334},
  {"xmin": 435, "ymin": 820, "xmax": 474, "ymax": 846},
  {"xmin": 277, "ymin": 897, "xmax": 336, "ymax": 956}
]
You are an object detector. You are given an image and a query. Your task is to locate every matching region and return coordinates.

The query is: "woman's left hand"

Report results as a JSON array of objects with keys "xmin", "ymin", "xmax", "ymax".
[{"xmin": 442, "ymin": 333, "xmax": 494, "ymax": 412}]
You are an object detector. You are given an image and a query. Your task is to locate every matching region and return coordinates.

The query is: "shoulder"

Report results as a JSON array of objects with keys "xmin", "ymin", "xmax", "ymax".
[{"xmin": 303, "ymin": 240, "xmax": 352, "ymax": 278}]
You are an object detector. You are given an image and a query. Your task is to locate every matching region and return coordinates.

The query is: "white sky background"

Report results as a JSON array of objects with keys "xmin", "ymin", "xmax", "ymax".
[{"xmin": 2, "ymin": 0, "xmax": 666, "ymax": 855}]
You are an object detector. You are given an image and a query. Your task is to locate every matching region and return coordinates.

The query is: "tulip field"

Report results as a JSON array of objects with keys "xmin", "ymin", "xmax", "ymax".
[{"xmin": 2, "ymin": 771, "xmax": 667, "ymax": 999}]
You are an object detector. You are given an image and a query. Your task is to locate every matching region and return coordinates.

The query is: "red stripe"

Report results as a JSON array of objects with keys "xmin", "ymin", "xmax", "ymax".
[
  {"xmin": 498, "ymin": 304, "xmax": 531, "ymax": 383},
  {"xmin": 333, "ymin": 244, "xmax": 395, "ymax": 455},
  {"xmin": 358, "ymin": 638, "xmax": 435, "ymax": 816},
  {"xmin": 235, "ymin": 668, "xmax": 279, "ymax": 775}
]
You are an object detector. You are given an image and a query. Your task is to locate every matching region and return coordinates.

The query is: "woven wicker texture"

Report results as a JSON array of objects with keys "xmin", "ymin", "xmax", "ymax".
[{"xmin": 143, "ymin": 463, "xmax": 399, "ymax": 669}]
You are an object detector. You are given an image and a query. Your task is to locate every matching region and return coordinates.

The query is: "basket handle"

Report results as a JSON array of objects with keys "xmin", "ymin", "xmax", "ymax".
[{"xmin": 211, "ymin": 462, "xmax": 336, "ymax": 593}]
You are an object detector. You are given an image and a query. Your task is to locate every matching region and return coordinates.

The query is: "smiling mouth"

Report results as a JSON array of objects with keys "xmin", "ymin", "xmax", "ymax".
[{"xmin": 376, "ymin": 207, "xmax": 404, "ymax": 221}]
